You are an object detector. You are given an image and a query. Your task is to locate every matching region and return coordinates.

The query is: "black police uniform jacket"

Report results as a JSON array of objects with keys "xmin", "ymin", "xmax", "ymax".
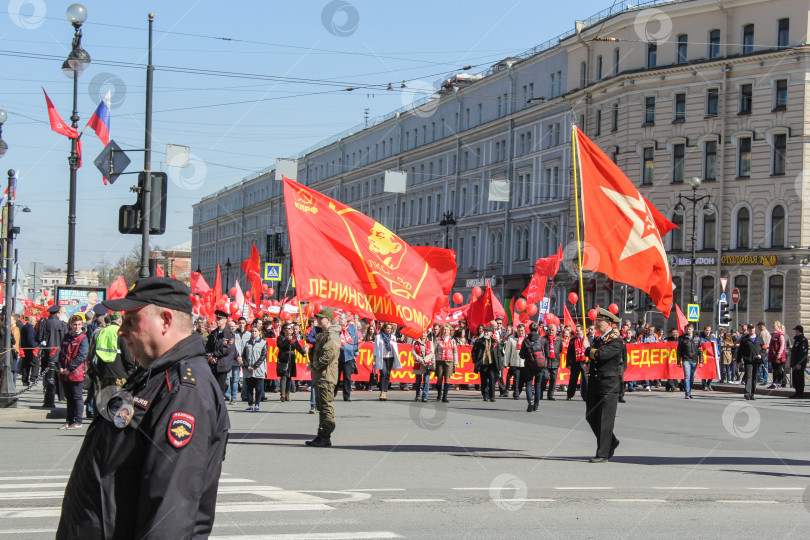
[
  {"xmin": 57, "ymin": 334, "xmax": 230, "ymax": 540},
  {"xmin": 587, "ymin": 329, "xmax": 625, "ymax": 393},
  {"xmin": 35, "ymin": 313, "xmax": 68, "ymax": 358},
  {"xmin": 206, "ymin": 327, "xmax": 237, "ymax": 373}
]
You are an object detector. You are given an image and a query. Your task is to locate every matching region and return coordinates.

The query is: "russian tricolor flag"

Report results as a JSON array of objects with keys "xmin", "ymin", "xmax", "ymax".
[{"xmin": 87, "ymin": 90, "xmax": 111, "ymax": 146}]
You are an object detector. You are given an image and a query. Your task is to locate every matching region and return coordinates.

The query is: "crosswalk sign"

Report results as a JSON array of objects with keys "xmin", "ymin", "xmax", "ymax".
[
  {"xmin": 263, "ymin": 263, "xmax": 282, "ymax": 281},
  {"xmin": 686, "ymin": 303, "xmax": 700, "ymax": 322}
]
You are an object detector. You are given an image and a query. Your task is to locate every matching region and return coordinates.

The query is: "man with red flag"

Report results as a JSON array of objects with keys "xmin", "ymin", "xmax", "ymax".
[
  {"xmin": 282, "ymin": 176, "xmax": 456, "ymax": 334},
  {"xmin": 465, "ymin": 283, "xmax": 506, "ymax": 334},
  {"xmin": 575, "ymin": 126, "xmax": 673, "ymax": 317}
]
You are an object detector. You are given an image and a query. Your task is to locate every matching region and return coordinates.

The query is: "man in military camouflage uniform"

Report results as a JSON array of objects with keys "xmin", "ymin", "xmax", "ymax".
[
  {"xmin": 584, "ymin": 308, "xmax": 624, "ymax": 463},
  {"xmin": 306, "ymin": 308, "xmax": 340, "ymax": 447}
]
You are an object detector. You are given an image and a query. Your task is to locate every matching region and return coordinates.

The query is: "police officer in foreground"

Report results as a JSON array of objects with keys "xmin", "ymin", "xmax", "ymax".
[
  {"xmin": 306, "ymin": 307, "xmax": 340, "ymax": 448},
  {"xmin": 206, "ymin": 309, "xmax": 237, "ymax": 398},
  {"xmin": 584, "ymin": 308, "xmax": 624, "ymax": 463},
  {"xmin": 57, "ymin": 277, "xmax": 230, "ymax": 539}
]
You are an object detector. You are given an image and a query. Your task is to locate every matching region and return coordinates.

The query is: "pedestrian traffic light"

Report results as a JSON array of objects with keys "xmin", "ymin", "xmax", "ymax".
[
  {"xmin": 118, "ymin": 172, "xmax": 168, "ymax": 235},
  {"xmin": 719, "ymin": 300, "xmax": 731, "ymax": 327},
  {"xmin": 623, "ymin": 286, "xmax": 636, "ymax": 313}
]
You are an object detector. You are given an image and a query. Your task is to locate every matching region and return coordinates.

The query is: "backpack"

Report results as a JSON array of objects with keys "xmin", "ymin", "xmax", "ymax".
[{"xmin": 529, "ymin": 339, "xmax": 547, "ymax": 369}]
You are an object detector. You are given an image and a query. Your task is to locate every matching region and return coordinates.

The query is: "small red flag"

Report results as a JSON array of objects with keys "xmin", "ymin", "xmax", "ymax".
[
  {"xmin": 522, "ymin": 273, "xmax": 548, "ymax": 304},
  {"xmin": 155, "ymin": 262, "xmax": 165, "ymax": 277},
  {"xmin": 564, "ymin": 305, "xmax": 576, "ymax": 330},
  {"xmin": 675, "ymin": 303, "xmax": 688, "ymax": 335},
  {"xmin": 190, "ymin": 271, "xmax": 210, "ymax": 294},
  {"xmin": 107, "ymin": 276, "xmax": 128, "ymax": 300},
  {"xmin": 241, "ymin": 243, "xmax": 263, "ymax": 296},
  {"xmin": 534, "ymin": 244, "xmax": 564, "ymax": 277},
  {"xmin": 465, "ymin": 283, "xmax": 506, "ymax": 333},
  {"xmin": 42, "ymin": 87, "xmax": 78, "ymax": 139}
]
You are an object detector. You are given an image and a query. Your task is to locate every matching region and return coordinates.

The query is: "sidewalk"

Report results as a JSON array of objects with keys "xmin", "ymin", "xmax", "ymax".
[
  {"xmin": 0, "ymin": 382, "xmax": 66, "ymax": 423},
  {"xmin": 710, "ymin": 380, "xmax": 799, "ymax": 398}
]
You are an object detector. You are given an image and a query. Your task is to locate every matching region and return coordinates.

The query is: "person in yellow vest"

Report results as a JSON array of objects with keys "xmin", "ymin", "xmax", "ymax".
[{"xmin": 92, "ymin": 311, "xmax": 135, "ymax": 390}]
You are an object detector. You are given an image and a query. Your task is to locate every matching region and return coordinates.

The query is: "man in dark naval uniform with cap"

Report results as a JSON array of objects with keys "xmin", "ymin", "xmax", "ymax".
[
  {"xmin": 57, "ymin": 277, "xmax": 230, "ymax": 539},
  {"xmin": 584, "ymin": 308, "xmax": 624, "ymax": 463},
  {"xmin": 206, "ymin": 309, "xmax": 237, "ymax": 396}
]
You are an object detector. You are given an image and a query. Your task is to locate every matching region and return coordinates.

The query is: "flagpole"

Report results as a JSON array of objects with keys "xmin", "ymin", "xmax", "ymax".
[{"xmin": 571, "ymin": 126, "xmax": 588, "ymax": 333}]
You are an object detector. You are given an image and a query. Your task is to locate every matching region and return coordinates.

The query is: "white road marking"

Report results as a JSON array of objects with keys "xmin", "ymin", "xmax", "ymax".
[
  {"xmin": 606, "ymin": 499, "xmax": 668, "ymax": 503},
  {"xmin": 0, "ymin": 491, "xmax": 63, "ymax": 500},
  {"xmin": 745, "ymin": 487, "xmax": 803, "ymax": 491},
  {"xmin": 0, "ymin": 508, "xmax": 61, "ymax": 519},
  {"xmin": 0, "ymin": 483, "xmax": 66, "ymax": 490},
  {"xmin": 344, "ymin": 488, "xmax": 407, "ymax": 492},
  {"xmin": 491, "ymin": 498, "xmax": 556, "ymax": 503},
  {"xmin": 452, "ymin": 487, "xmax": 518, "ymax": 491},
  {"xmin": 0, "ymin": 476, "xmax": 70, "ymax": 481},
  {"xmin": 382, "ymin": 498, "xmax": 444, "ymax": 503},
  {"xmin": 218, "ymin": 478, "xmax": 257, "ymax": 483},
  {"xmin": 0, "ymin": 529, "xmax": 56, "ymax": 535},
  {"xmin": 216, "ymin": 502, "xmax": 334, "ymax": 513},
  {"xmin": 554, "ymin": 487, "xmax": 614, "ymax": 490},
  {"xmin": 210, "ymin": 533, "xmax": 402, "ymax": 540},
  {"xmin": 715, "ymin": 500, "xmax": 779, "ymax": 504},
  {"xmin": 652, "ymin": 487, "xmax": 707, "ymax": 490}
]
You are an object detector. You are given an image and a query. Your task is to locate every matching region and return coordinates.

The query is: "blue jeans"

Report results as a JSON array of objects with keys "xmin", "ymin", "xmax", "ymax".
[
  {"xmin": 682, "ymin": 361, "xmax": 697, "ymax": 395},
  {"xmin": 310, "ymin": 386, "xmax": 316, "ymax": 407},
  {"xmin": 525, "ymin": 371, "xmax": 545, "ymax": 407},
  {"xmin": 226, "ymin": 366, "xmax": 240, "ymax": 401},
  {"xmin": 415, "ymin": 374, "xmax": 430, "ymax": 400},
  {"xmin": 757, "ymin": 364, "xmax": 768, "ymax": 384}
]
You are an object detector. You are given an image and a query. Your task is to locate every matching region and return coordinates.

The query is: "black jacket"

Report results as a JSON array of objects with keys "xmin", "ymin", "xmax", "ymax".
[
  {"xmin": 677, "ymin": 334, "xmax": 702, "ymax": 363},
  {"xmin": 790, "ymin": 334, "xmax": 808, "ymax": 368},
  {"xmin": 472, "ymin": 336, "xmax": 503, "ymax": 372},
  {"xmin": 21, "ymin": 322, "xmax": 36, "ymax": 350},
  {"xmin": 57, "ymin": 335, "xmax": 230, "ymax": 540},
  {"xmin": 586, "ymin": 329, "xmax": 624, "ymax": 392},
  {"xmin": 276, "ymin": 334, "xmax": 305, "ymax": 377},
  {"xmin": 206, "ymin": 327, "xmax": 237, "ymax": 373},
  {"xmin": 736, "ymin": 335, "xmax": 762, "ymax": 365},
  {"xmin": 519, "ymin": 332, "xmax": 548, "ymax": 373},
  {"xmin": 35, "ymin": 314, "xmax": 68, "ymax": 359}
]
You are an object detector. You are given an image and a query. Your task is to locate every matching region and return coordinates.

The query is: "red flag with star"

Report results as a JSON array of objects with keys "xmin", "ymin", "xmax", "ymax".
[{"xmin": 576, "ymin": 126, "xmax": 672, "ymax": 317}]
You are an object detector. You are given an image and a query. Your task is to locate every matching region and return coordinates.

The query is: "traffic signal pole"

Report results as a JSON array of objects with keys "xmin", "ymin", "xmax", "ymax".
[{"xmin": 139, "ymin": 13, "xmax": 154, "ymax": 279}]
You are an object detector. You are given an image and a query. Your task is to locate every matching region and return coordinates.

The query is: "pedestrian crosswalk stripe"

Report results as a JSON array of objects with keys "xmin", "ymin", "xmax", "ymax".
[{"xmin": 210, "ymin": 533, "xmax": 402, "ymax": 540}]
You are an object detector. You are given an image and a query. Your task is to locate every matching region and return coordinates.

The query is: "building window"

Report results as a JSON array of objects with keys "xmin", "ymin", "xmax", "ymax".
[
  {"xmin": 704, "ymin": 140, "xmax": 717, "ymax": 181},
  {"xmin": 709, "ymin": 29, "xmax": 721, "ymax": 58},
  {"xmin": 702, "ymin": 212, "xmax": 716, "ymax": 250},
  {"xmin": 768, "ymin": 275, "xmax": 784, "ymax": 311},
  {"xmin": 700, "ymin": 276, "xmax": 715, "ymax": 312},
  {"xmin": 738, "ymin": 137, "xmax": 751, "ymax": 178},
  {"xmin": 774, "ymin": 79, "xmax": 788, "ymax": 109},
  {"xmin": 644, "ymin": 96, "xmax": 656, "ymax": 125},
  {"xmin": 646, "ymin": 43, "xmax": 657, "ymax": 68},
  {"xmin": 612, "ymin": 102, "xmax": 619, "ymax": 131},
  {"xmin": 672, "ymin": 144, "xmax": 685, "ymax": 183},
  {"xmin": 613, "ymin": 48, "xmax": 620, "ymax": 75},
  {"xmin": 742, "ymin": 24, "xmax": 754, "ymax": 54},
  {"xmin": 736, "ymin": 207, "xmax": 750, "ymax": 249},
  {"xmin": 706, "ymin": 88, "xmax": 719, "ymax": 116},
  {"xmin": 674, "ymin": 93, "xmax": 686, "ymax": 122},
  {"xmin": 772, "ymin": 133, "xmax": 787, "ymax": 175},
  {"xmin": 677, "ymin": 34, "xmax": 688, "ymax": 63},
  {"xmin": 470, "ymin": 236, "xmax": 477, "ymax": 267},
  {"xmin": 777, "ymin": 18, "xmax": 789, "ymax": 48},
  {"xmin": 770, "ymin": 205, "xmax": 786, "ymax": 247},
  {"xmin": 670, "ymin": 213, "xmax": 684, "ymax": 250},
  {"xmin": 596, "ymin": 55, "xmax": 603, "ymax": 80},
  {"xmin": 739, "ymin": 84, "xmax": 753, "ymax": 114},
  {"xmin": 580, "ymin": 61, "xmax": 586, "ymax": 87},
  {"xmin": 642, "ymin": 147, "xmax": 654, "ymax": 185},
  {"xmin": 478, "ymin": 103, "xmax": 483, "ymax": 125},
  {"xmin": 734, "ymin": 275, "xmax": 748, "ymax": 310},
  {"xmin": 595, "ymin": 109, "xmax": 602, "ymax": 135}
]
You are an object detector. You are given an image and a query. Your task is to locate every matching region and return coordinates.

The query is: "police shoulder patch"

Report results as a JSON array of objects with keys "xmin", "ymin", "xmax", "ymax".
[{"xmin": 167, "ymin": 412, "xmax": 195, "ymax": 448}]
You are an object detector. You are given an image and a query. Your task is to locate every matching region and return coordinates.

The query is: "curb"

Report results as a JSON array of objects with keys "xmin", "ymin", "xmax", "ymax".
[{"xmin": 706, "ymin": 382, "xmax": 797, "ymax": 398}]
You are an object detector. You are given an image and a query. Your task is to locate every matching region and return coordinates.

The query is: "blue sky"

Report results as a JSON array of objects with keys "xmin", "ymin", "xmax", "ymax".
[{"xmin": 1, "ymin": 0, "xmax": 611, "ymax": 271}]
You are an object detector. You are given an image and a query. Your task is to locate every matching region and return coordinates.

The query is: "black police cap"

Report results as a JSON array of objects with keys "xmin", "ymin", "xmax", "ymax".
[
  {"xmin": 47, "ymin": 305, "xmax": 60, "ymax": 314},
  {"xmin": 214, "ymin": 310, "xmax": 229, "ymax": 319},
  {"xmin": 103, "ymin": 277, "xmax": 193, "ymax": 314}
]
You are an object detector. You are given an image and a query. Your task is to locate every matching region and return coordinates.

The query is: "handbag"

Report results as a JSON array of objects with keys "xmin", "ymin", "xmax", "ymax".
[{"xmin": 369, "ymin": 371, "xmax": 379, "ymax": 385}]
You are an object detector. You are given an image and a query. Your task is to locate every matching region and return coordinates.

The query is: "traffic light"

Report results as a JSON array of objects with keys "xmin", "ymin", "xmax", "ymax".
[
  {"xmin": 273, "ymin": 233, "xmax": 283, "ymax": 257},
  {"xmin": 118, "ymin": 172, "xmax": 168, "ymax": 235},
  {"xmin": 623, "ymin": 286, "xmax": 636, "ymax": 313},
  {"xmin": 719, "ymin": 300, "xmax": 731, "ymax": 326}
]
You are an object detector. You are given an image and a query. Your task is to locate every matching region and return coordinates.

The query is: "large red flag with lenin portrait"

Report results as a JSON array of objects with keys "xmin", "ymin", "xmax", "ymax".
[
  {"xmin": 282, "ymin": 176, "xmax": 457, "ymax": 332},
  {"xmin": 575, "ymin": 126, "xmax": 672, "ymax": 317}
]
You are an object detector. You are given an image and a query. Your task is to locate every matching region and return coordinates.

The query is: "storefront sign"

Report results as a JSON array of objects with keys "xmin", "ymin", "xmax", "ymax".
[
  {"xmin": 465, "ymin": 276, "xmax": 496, "ymax": 288},
  {"xmin": 668, "ymin": 255, "xmax": 716, "ymax": 268},
  {"xmin": 720, "ymin": 254, "xmax": 778, "ymax": 266}
]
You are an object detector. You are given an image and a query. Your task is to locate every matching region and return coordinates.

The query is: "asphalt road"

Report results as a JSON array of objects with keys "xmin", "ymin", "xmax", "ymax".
[{"xmin": 2, "ymin": 384, "xmax": 810, "ymax": 539}]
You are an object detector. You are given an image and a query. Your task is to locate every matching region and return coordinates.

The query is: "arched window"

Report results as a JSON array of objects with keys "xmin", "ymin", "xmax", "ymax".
[
  {"xmin": 513, "ymin": 229, "xmax": 522, "ymax": 261},
  {"xmin": 670, "ymin": 213, "xmax": 684, "ymax": 250},
  {"xmin": 542, "ymin": 226, "xmax": 551, "ymax": 257},
  {"xmin": 497, "ymin": 231, "xmax": 504, "ymax": 262},
  {"xmin": 702, "ymin": 212, "xmax": 716, "ymax": 250},
  {"xmin": 733, "ymin": 275, "xmax": 748, "ymax": 310},
  {"xmin": 770, "ymin": 205, "xmax": 786, "ymax": 248},
  {"xmin": 735, "ymin": 207, "xmax": 750, "ymax": 249},
  {"xmin": 551, "ymin": 224, "xmax": 558, "ymax": 253},
  {"xmin": 700, "ymin": 276, "xmax": 715, "ymax": 311},
  {"xmin": 768, "ymin": 275, "xmax": 783, "ymax": 310},
  {"xmin": 523, "ymin": 227, "xmax": 530, "ymax": 260}
]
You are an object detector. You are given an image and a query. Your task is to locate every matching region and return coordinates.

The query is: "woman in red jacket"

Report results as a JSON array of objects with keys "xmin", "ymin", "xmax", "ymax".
[
  {"xmin": 58, "ymin": 314, "xmax": 89, "ymax": 430},
  {"xmin": 768, "ymin": 321, "xmax": 787, "ymax": 389}
]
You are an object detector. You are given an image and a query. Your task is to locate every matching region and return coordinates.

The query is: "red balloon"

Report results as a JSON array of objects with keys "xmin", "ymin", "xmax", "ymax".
[
  {"xmin": 245, "ymin": 290, "xmax": 253, "ymax": 299},
  {"xmin": 588, "ymin": 308, "xmax": 597, "ymax": 321},
  {"xmin": 609, "ymin": 303, "xmax": 619, "ymax": 315},
  {"xmin": 229, "ymin": 287, "xmax": 237, "ymax": 297},
  {"xmin": 310, "ymin": 302, "xmax": 321, "ymax": 314},
  {"xmin": 47, "ymin": 298, "xmax": 54, "ymax": 307},
  {"xmin": 519, "ymin": 313, "xmax": 530, "ymax": 323},
  {"xmin": 261, "ymin": 283, "xmax": 269, "ymax": 291},
  {"xmin": 267, "ymin": 288, "xmax": 274, "ymax": 296},
  {"xmin": 526, "ymin": 303, "xmax": 538, "ymax": 316},
  {"xmin": 280, "ymin": 310, "xmax": 291, "ymax": 321},
  {"xmin": 515, "ymin": 298, "xmax": 527, "ymax": 312},
  {"xmin": 452, "ymin": 292, "xmax": 464, "ymax": 305},
  {"xmin": 568, "ymin": 292, "xmax": 578, "ymax": 304},
  {"xmin": 472, "ymin": 286, "xmax": 483, "ymax": 298},
  {"xmin": 43, "ymin": 289, "xmax": 49, "ymax": 297}
]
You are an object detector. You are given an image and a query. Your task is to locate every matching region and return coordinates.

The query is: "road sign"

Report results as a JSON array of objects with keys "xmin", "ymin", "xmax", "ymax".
[
  {"xmin": 539, "ymin": 297, "xmax": 550, "ymax": 315},
  {"xmin": 94, "ymin": 139, "xmax": 131, "ymax": 184},
  {"xmin": 720, "ymin": 292, "xmax": 727, "ymax": 303},
  {"xmin": 720, "ymin": 277, "xmax": 728, "ymax": 292},
  {"xmin": 686, "ymin": 303, "xmax": 700, "ymax": 322},
  {"xmin": 263, "ymin": 263, "xmax": 282, "ymax": 281},
  {"xmin": 731, "ymin": 287, "xmax": 740, "ymax": 304}
]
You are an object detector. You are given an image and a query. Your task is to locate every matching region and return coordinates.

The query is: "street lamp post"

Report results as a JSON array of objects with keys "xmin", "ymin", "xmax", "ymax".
[
  {"xmin": 63, "ymin": 4, "xmax": 90, "ymax": 285},
  {"xmin": 225, "ymin": 258, "xmax": 232, "ymax": 292},
  {"xmin": 439, "ymin": 211, "xmax": 457, "ymax": 249},
  {"xmin": 1, "ymin": 170, "xmax": 18, "ymax": 407},
  {"xmin": 674, "ymin": 177, "xmax": 715, "ymax": 304},
  {"xmin": 0, "ymin": 109, "xmax": 8, "ymax": 158}
]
